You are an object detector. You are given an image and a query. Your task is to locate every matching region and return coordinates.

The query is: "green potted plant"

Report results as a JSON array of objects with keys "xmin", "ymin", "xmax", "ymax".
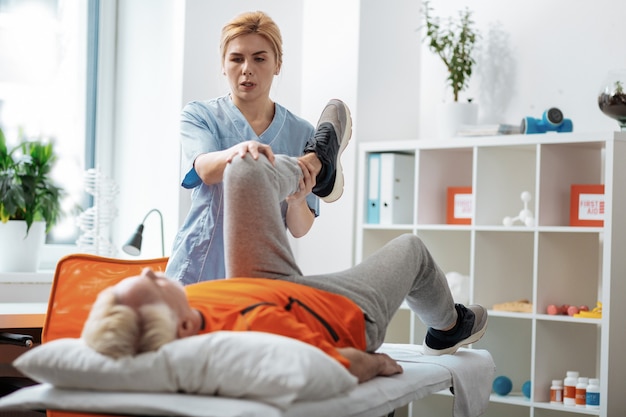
[
  {"xmin": 0, "ymin": 127, "xmax": 64, "ymax": 272},
  {"xmin": 420, "ymin": 1, "xmax": 480, "ymax": 138},
  {"xmin": 421, "ymin": 1, "xmax": 479, "ymax": 102}
]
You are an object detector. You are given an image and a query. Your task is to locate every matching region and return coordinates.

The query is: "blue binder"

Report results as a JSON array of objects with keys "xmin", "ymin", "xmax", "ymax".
[{"xmin": 367, "ymin": 153, "xmax": 381, "ymax": 224}]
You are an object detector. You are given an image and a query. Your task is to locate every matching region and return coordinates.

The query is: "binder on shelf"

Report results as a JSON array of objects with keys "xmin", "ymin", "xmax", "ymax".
[
  {"xmin": 379, "ymin": 153, "xmax": 415, "ymax": 225},
  {"xmin": 366, "ymin": 153, "xmax": 381, "ymax": 224}
]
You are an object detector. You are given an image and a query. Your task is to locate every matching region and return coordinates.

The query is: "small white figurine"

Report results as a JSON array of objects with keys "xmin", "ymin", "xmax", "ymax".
[
  {"xmin": 445, "ymin": 271, "xmax": 470, "ymax": 305},
  {"xmin": 503, "ymin": 191, "xmax": 535, "ymax": 227}
]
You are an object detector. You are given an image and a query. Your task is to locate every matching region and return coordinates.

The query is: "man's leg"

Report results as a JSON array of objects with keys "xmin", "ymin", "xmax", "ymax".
[
  {"xmin": 297, "ymin": 234, "xmax": 487, "ymax": 355},
  {"xmin": 296, "ymin": 234, "xmax": 454, "ymax": 346},
  {"xmin": 223, "ymin": 99, "xmax": 352, "ymax": 278},
  {"xmin": 223, "ymin": 154, "xmax": 303, "ymax": 278}
]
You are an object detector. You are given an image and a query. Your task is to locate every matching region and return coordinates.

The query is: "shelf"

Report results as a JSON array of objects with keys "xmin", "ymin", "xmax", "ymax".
[
  {"xmin": 489, "ymin": 393, "xmax": 530, "ymax": 406},
  {"xmin": 361, "ymin": 223, "xmax": 414, "ymax": 231},
  {"xmin": 535, "ymin": 314, "xmax": 602, "ymax": 325},
  {"xmin": 533, "ymin": 402, "xmax": 600, "ymax": 415},
  {"xmin": 363, "ymin": 224, "xmax": 603, "ymax": 233},
  {"xmin": 488, "ymin": 310, "xmax": 533, "ymax": 319},
  {"xmin": 356, "ymin": 132, "xmax": 626, "ymax": 416}
]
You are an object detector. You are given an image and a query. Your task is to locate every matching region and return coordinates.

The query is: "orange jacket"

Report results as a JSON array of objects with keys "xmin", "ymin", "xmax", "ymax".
[{"xmin": 184, "ymin": 278, "xmax": 367, "ymax": 368}]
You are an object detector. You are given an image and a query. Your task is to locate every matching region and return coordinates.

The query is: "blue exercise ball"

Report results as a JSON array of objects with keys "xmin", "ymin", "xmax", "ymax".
[
  {"xmin": 493, "ymin": 376, "xmax": 513, "ymax": 396},
  {"xmin": 522, "ymin": 380, "xmax": 531, "ymax": 398}
]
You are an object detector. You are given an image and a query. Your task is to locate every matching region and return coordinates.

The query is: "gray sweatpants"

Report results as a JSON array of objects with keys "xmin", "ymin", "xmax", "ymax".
[{"xmin": 223, "ymin": 154, "xmax": 457, "ymax": 351}]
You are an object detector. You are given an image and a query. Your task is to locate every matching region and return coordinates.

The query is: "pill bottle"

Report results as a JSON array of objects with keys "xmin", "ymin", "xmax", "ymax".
[
  {"xmin": 563, "ymin": 371, "xmax": 579, "ymax": 407},
  {"xmin": 586, "ymin": 378, "xmax": 600, "ymax": 409},
  {"xmin": 575, "ymin": 377, "xmax": 588, "ymax": 407},
  {"xmin": 550, "ymin": 379, "xmax": 563, "ymax": 403}
]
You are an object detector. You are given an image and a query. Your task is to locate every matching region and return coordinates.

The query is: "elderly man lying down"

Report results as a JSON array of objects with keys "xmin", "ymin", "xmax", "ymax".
[{"xmin": 81, "ymin": 99, "xmax": 488, "ymax": 383}]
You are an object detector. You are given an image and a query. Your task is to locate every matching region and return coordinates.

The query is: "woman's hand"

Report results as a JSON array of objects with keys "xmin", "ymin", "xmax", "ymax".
[
  {"xmin": 286, "ymin": 158, "xmax": 316, "ymax": 205},
  {"xmin": 226, "ymin": 141, "xmax": 275, "ymax": 165},
  {"xmin": 194, "ymin": 141, "xmax": 275, "ymax": 186},
  {"xmin": 285, "ymin": 158, "xmax": 317, "ymax": 237}
]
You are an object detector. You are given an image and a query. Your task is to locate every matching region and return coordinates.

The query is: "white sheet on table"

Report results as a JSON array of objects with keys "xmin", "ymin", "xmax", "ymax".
[
  {"xmin": 377, "ymin": 344, "xmax": 495, "ymax": 417},
  {"xmin": 0, "ymin": 345, "xmax": 494, "ymax": 417}
]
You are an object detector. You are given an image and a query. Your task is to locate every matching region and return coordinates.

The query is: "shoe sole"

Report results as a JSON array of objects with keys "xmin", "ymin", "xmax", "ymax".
[
  {"xmin": 321, "ymin": 101, "xmax": 352, "ymax": 203},
  {"xmin": 422, "ymin": 315, "xmax": 488, "ymax": 356}
]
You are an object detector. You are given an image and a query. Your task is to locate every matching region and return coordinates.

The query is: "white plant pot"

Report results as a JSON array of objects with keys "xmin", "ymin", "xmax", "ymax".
[
  {"xmin": 438, "ymin": 102, "xmax": 479, "ymax": 139},
  {"xmin": 0, "ymin": 220, "xmax": 46, "ymax": 272}
]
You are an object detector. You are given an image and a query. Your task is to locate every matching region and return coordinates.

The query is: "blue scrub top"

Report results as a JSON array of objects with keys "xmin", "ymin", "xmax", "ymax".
[{"xmin": 165, "ymin": 95, "xmax": 318, "ymax": 284}]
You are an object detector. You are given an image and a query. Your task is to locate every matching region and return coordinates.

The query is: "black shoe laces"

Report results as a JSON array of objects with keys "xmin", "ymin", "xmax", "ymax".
[
  {"xmin": 310, "ymin": 124, "xmax": 334, "ymax": 168},
  {"xmin": 313, "ymin": 124, "xmax": 333, "ymax": 146}
]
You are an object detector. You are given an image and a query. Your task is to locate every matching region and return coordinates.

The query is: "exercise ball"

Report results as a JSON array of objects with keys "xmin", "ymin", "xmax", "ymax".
[
  {"xmin": 493, "ymin": 376, "xmax": 513, "ymax": 396},
  {"xmin": 522, "ymin": 380, "xmax": 531, "ymax": 398}
]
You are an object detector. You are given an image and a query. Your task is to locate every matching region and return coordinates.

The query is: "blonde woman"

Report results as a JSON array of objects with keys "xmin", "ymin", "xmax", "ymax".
[{"xmin": 167, "ymin": 11, "xmax": 335, "ymax": 283}]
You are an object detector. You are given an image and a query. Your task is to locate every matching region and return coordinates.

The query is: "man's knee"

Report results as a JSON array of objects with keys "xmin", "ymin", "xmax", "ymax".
[
  {"xmin": 395, "ymin": 234, "xmax": 429, "ymax": 257},
  {"xmin": 224, "ymin": 154, "xmax": 272, "ymax": 185},
  {"xmin": 398, "ymin": 233, "xmax": 422, "ymax": 247}
]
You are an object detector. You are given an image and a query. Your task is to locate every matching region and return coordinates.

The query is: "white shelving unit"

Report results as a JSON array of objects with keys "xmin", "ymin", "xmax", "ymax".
[{"xmin": 355, "ymin": 132, "xmax": 626, "ymax": 417}]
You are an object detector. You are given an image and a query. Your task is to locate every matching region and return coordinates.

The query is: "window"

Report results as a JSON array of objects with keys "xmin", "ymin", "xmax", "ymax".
[{"xmin": 0, "ymin": 0, "xmax": 96, "ymax": 255}]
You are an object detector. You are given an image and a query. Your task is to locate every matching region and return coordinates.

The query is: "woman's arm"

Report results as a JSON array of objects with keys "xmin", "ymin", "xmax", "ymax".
[
  {"xmin": 285, "ymin": 199, "xmax": 315, "ymax": 238},
  {"xmin": 195, "ymin": 143, "xmax": 316, "ymax": 237},
  {"xmin": 194, "ymin": 141, "xmax": 276, "ymax": 185},
  {"xmin": 285, "ymin": 158, "xmax": 317, "ymax": 237}
]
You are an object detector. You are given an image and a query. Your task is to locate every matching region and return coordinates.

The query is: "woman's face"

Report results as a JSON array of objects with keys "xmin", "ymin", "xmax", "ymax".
[
  {"xmin": 223, "ymin": 33, "xmax": 279, "ymax": 104},
  {"xmin": 114, "ymin": 268, "xmax": 190, "ymax": 319}
]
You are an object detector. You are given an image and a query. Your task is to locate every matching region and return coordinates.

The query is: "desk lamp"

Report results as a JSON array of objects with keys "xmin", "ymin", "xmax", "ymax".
[{"xmin": 122, "ymin": 208, "xmax": 165, "ymax": 257}]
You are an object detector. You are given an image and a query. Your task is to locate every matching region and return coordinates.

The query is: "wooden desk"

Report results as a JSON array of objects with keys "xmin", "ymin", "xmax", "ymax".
[
  {"xmin": 0, "ymin": 303, "xmax": 47, "ymax": 328},
  {"xmin": 0, "ymin": 303, "xmax": 46, "ymax": 378}
]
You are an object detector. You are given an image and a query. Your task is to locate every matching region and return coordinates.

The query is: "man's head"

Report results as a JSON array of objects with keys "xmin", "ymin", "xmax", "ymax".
[{"xmin": 81, "ymin": 268, "xmax": 197, "ymax": 358}]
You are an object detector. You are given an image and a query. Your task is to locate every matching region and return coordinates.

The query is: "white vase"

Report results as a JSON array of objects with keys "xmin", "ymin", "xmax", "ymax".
[
  {"xmin": 0, "ymin": 220, "xmax": 46, "ymax": 272},
  {"xmin": 438, "ymin": 102, "xmax": 479, "ymax": 139}
]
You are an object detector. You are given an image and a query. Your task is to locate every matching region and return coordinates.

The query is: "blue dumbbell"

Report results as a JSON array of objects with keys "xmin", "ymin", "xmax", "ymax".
[{"xmin": 522, "ymin": 108, "xmax": 573, "ymax": 134}]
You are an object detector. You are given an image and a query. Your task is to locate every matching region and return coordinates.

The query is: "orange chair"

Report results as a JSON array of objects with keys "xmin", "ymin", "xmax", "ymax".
[{"xmin": 42, "ymin": 254, "xmax": 169, "ymax": 417}]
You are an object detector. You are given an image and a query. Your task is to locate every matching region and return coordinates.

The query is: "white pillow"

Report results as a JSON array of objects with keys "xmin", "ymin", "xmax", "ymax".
[{"xmin": 13, "ymin": 331, "xmax": 358, "ymax": 409}]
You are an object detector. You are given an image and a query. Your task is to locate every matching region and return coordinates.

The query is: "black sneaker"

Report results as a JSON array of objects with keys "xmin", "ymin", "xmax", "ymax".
[
  {"xmin": 304, "ymin": 99, "xmax": 352, "ymax": 203},
  {"xmin": 423, "ymin": 304, "xmax": 488, "ymax": 356}
]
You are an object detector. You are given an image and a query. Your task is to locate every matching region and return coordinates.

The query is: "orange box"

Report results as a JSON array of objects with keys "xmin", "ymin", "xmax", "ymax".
[
  {"xmin": 447, "ymin": 187, "xmax": 473, "ymax": 225},
  {"xmin": 570, "ymin": 184, "xmax": 604, "ymax": 227}
]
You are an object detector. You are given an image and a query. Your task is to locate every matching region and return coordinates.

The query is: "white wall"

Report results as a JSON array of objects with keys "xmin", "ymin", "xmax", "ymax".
[
  {"xmin": 293, "ymin": 0, "xmax": 360, "ymax": 274},
  {"xmin": 109, "ymin": 0, "xmax": 626, "ymax": 270},
  {"xmin": 356, "ymin": 0, "xmax": 421, "ymax": 142},
  {"xmin": 417, "ymin": 0, "xmax": 626, "ymax": 138},
  {"xmin": 109, "ymin": 0, "xmax": 183, "ymax": 259}
]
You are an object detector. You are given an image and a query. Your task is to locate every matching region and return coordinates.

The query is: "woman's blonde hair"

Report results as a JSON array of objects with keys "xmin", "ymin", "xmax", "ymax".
[
  {"xmin": 220, "ymin": 11, "xmax": 283, "ymax": 69},
  {"xmin": 81, "ymin": 288, "xmax": 178, "ymax": 358}
]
